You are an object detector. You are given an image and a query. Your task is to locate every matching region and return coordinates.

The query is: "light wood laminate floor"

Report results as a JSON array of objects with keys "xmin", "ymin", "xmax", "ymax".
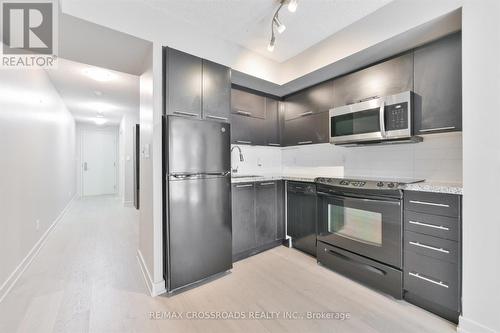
[{"xmin": 0, "ymin": 196, "xmax": 456, "ymax": 333}]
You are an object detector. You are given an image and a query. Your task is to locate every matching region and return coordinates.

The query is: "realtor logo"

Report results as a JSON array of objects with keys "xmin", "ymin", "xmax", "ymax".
[{"xmin": 1, "ymin": 0, "xmax": 58, "ymax": 68}]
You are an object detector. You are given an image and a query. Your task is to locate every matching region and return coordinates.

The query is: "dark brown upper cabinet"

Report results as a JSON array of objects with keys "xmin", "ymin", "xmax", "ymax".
[
  {"xmin": 413, "ymin": 32, "xmax": 462, "ymax": 134},
  {"xmin": 231, "ymin": 88, "xmax": 266, "ymax": 119},
  {"xmin": 284, "ymin": 80, "xmax": 334, "ymax": 120},
  {"xmin": 165, "ymin": 47, "xmax": 202, "ymax": 118},
  {"xmin": 164, "ymin": 47, "xmax": 231, "ymax": 122},
  {"xmin": 332, "ymin": 53, "xmax": 414, "ymax": 107},
  {"xmin": 202, "ymin": 59, "xmax": 231, "ymax": 122}
]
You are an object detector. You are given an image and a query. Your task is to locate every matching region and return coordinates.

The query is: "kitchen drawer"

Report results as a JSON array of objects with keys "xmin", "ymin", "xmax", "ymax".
[
  {"xmin": 318, "ymin": 241, "xmax": 403, "ymax": 299},
  {"xmin": 404, "ymin": 250, "xmax": 459, "ymax": 311},
  {"xmin": 287, "ymin": 181, "xmax": 316, "ymax": 194},
  {"xmin": 405, "ymin": 211, "xmax": 459, "ymax": 241},
  {"xmin": 404, "ymin": 231, "xmax": 458, "ymax": 264},
  {"xmin": 404, "ymin": 191, "xmax": 460, "ymax": 217}
]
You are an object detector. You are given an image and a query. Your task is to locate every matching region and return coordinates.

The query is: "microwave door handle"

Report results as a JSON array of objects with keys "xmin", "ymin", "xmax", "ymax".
[{"xmin": 379, "ymin": 99, "xmax": 386, "ymax": 138}]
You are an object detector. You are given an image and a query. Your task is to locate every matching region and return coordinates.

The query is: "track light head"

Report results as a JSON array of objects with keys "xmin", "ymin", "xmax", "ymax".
[
  {"xmin": 273, "ymin": 16, "xmax": 286, "ymax": 34},
  {"xmin": 288, "ymin": 0, "xmax": 298, "ymax": 13},
  {"xmin": 267, "ymin": 35, "xmax": 275, "ymax": 52}
]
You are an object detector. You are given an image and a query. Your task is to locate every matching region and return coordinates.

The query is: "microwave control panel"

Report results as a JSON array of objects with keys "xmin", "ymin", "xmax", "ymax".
[{"xmin": 385, "ymin": 102, "xmax": 408, "ymax": 131}]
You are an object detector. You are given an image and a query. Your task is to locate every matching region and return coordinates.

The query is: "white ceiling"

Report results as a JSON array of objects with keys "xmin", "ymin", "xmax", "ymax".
[
  {"xmin": 143, "ymin": 0, "xmax": 392, "ymax": 63},
  {"xmin": 46, "ymin": 59, "xmax": 140, "ymax": 125},
  {"xmin": 59, "ymin": 14, "xmax": 152, "ymax": 76}
]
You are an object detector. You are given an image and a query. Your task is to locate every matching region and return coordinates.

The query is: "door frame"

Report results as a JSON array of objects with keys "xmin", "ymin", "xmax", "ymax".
[{"xmin": 79, "ymin": 127, "xmax": 119, "ymax": 197}]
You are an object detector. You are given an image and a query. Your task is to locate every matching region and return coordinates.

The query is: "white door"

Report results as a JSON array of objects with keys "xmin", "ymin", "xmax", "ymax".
[{"xmin": 82, "ymin": 130, "xmax": 117, "ymax": 196}]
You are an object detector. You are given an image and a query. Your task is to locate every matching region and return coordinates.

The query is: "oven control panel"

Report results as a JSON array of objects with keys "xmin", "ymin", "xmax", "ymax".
[{"xmin": 316, "ymin": 178, "xmax": 399, "ymax": 190}]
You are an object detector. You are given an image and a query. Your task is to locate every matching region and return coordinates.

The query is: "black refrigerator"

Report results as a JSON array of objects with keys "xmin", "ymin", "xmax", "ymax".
[{"xmin": 163, "ymin": 116, "xmax": 232, "ymax": 293}]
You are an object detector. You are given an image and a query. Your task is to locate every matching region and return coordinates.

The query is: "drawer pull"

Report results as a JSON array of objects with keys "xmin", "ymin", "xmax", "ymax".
[
  {"xmin": 260, "ymin": 182, "xmax": 275, "ymax": 186},
  {"xmin": 409, "ymin": 220, "xmax": 450, "ymax": 231},
  {"xmin": 236, "ymin": 110, "xmax": 252, "ymax": 116},
  {"xmin": 206, "ymin": 115, "xmax": 228, "ymax": 121},
  {"xmin": 299, "ymin": 111, "xmax": 313, "ymax": 117},
  {"xmin": 267, "ymin": 143, "xmax": 280, "ymax": 146},
  {"xmin": 235, "ymin": 184, "xmax": 253, "ymax": 188},
  {"xmin": 298, "ymin": 141, "xmax": 313, "ymax": 145},
  {"xmin": 174, "ymin": 111, "xmax": 198, "ymax": 117},
  {"xmin": 409, "ymin": 241, "xmax": 450, "ymax": 254},
  {"xmin": 419, "ymin": 126, "xmax": 456, "ymax": 133},
  {"xmin": 409, "ymin": 200, "xmax": 450, "ymax": 208},
  {"xmin": 409, "ymin": 272, "xmax": 449, "ymax": 288},
  {"xmin": 236, "ymin": 140, "xmax": 252, "ymax": 144}
]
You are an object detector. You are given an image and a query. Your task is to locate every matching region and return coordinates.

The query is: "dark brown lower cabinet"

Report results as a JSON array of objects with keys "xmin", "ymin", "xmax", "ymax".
[
  {"xmin": 232, "ymin": 180, "xmax": 285, "ymax": 262},
  {"xmin": 403, "ymin": 190, "xmax": 462, "ymax": 323}
]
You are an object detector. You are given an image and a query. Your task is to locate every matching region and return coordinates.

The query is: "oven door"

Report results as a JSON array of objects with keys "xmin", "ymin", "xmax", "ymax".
[
  {"xmin": 317, "ymin": 192, "xmax": 402, "ymax": 269},
  {"xmin": 329, "ymin": 97, "xmax": 385, "ymax": 145}
]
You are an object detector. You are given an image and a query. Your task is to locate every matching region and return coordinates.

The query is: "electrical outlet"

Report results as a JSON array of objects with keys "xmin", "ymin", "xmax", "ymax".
[{"xmin": 35, "ymin": 220, "xmax": 40, "ymax": 231}]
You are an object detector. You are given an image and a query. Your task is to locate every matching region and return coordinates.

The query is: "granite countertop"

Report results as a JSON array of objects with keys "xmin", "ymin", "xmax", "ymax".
[
  {"xmin": 231, "ymin": 174, "xmax": 316, "ymax": 184},
  {"xmin": 231, "ymin": 175, "xmax": 463, "ymax": 195},
  {"xmin": 401, "ymin": 181, "xmax": 463, "ymax": 195}
]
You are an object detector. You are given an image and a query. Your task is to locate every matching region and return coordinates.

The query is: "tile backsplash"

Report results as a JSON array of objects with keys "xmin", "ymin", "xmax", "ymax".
[
  {"xmin": 232, "ymin": 132, "xmax": 462, "ymax": 183},
  {"xmin": 282, "ymin": 132, "xmax": 462, "ymax": 182}
]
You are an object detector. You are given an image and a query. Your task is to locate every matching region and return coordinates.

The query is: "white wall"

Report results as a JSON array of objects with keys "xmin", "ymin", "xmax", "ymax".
[
  {"xmin": 281, "ymin": 132, "xmax": 462, "ymax": 183},
  {"xmin": 0, "ymin": 68, "xmax": 76, "ymax": 298},
  {"xmin": 137, "ymin": 43, "xmax": 165, "ymax": 296},
  {"xmin": 119, "ymin": 113, "xmax": 139, "ymax": 206},
  {"xmin": 459, "ymin": 1, "xmax": 500, "ymax": 333},
  {"xmin": 75, "ymin": 123, "xmax": 119, "ymax": 198},
  {"xmin": 230, "ymin": 145, "xmax": 282, "ymax": 176}
]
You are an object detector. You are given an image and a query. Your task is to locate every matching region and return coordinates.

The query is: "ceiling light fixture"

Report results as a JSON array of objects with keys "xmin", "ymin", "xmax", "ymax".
[
  {"xmin": 94, "ymin": 117, "xmax": 107, "ymax": 126},
  {"xmin": 268, "ymin": 0, "xmax": 298, "ymax": 52},
  {"xmin": 84, "ymin": 101, "xmax": 116, "ymax": 112},
  {"xmin": 288, "ymin": 0, "xmax": 298, "ymax": 13},
  {"xmin": 82, "ymin": 67, "xmax": 117, "ymax": 82}
]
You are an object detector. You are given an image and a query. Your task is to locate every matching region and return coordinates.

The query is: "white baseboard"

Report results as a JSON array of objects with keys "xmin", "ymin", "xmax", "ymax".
[
  {"xmin": 136, "ymin": 249, "xmax": 166, "ymax": 297},
  {"xmin": 458, "ymin": 316, "xmax": 498, "ymax": 333},
  {"xmin": 0, "ymin": 195, "xmax": 76, "ymax": 304}
]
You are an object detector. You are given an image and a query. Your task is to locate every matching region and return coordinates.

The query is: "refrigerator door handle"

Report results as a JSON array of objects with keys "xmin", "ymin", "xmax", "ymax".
[{"xmin": 169, "ymin": 172, "xmax": 231, "ymax": 180}]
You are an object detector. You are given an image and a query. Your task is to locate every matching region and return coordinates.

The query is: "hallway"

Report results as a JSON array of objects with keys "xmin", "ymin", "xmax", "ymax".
[
  {"xmin": 0, "ymin": 196, "xmax": 145, "ymax": 333},
  {"xmin": 0, "ymin": 197, "xmax": 456, "ymax": 333}
]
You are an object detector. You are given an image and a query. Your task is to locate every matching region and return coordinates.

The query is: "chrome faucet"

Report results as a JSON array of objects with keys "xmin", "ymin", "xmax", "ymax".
[{"xmin": 230, "ymin": 146, "xmax": 244, "ymax": 173}]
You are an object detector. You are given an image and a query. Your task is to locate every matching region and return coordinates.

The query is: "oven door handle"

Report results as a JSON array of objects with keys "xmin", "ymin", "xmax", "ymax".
[
  {"xmin": 325, "ymin": 248, "xmax": 387, "ymax": 276},
  {"xmin": 316, "ymin": 191, "xmax": 401, "ymax": 205}
]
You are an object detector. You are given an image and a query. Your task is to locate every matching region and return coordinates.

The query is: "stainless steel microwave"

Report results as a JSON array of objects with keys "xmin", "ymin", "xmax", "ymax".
[{"xmin": 329, "ymin": 91, "xmax": 414, "ymax": 145}]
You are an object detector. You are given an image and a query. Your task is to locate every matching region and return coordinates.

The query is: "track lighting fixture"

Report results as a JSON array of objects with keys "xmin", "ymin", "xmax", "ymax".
[
  {"xmin": 273, "ymin": 16, "xmax": 286, "ymax": 34},
  {"xmin": 268, "ymin": 0, "xmax": 298, "ymax": 52}
]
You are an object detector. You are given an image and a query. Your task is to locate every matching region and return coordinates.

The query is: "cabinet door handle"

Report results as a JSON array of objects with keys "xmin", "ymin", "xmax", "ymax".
[
  {"xmin": 409, "ymin": 220, "xmax": 450, "ymax": 231},
  {"xmin": 174, "ymin": 111, "xmax": 198, "ymax": 117},
  {"xmin": 298, "ymin": 141, "xmax": 312, "ymax": 145},
  {"xmin": 299, "ymin": 111, "xmax": 313, "ymax": 117},
  {"xmin": 259, "ymin": 182, "xmax": 275, "ymax": 186},
  {"xmin": 409, "ymin": 200, "xmax": 450, "ymax": 208},
  {"xmin": 409, "ymin": 272, "xmax": 449, "ymax": 288},
  {"xmin": 206, "ymin": 115, "xmax": 228, "ymax": 121},
  {"xmin": 236, "ymin": 110, "xmax": 252, "ymax": 116},
  {"xmin": 235, "ymin": 184, "xmax": 253, "ymax": 188},
  {"xmin": 267, "ymin": 143, "xmax": 280, "ymax": 146},
  {"xmin": 419, "ymin": 126, "xmax": 456, "ymax": 133},
  {"xmin": 409, "ymin": 241, "xmax": 450, "ymax": 254},
  {"xmin": 236, "ymin": 140, "xmax": 252, "ymax": 144}
]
